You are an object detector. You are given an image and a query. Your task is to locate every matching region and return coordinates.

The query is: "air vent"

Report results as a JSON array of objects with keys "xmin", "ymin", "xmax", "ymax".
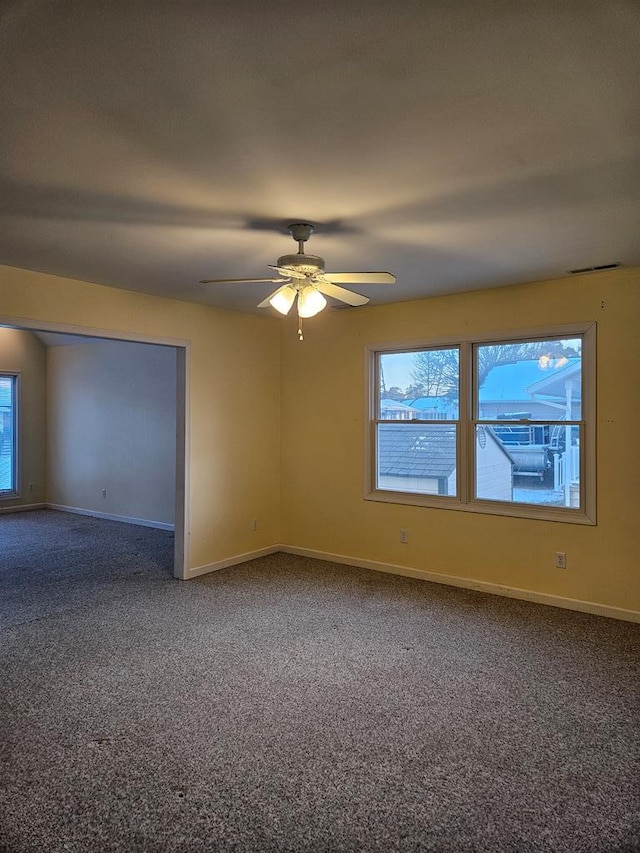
[{"xmin": 569, "ymin": 262, "xmax": 622, "ymax": 274}]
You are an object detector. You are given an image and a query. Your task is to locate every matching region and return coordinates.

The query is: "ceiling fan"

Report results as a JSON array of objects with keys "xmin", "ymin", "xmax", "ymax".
[{"xmin": 200, "ymin": 222, "xmax": 396, "ymax": 339}]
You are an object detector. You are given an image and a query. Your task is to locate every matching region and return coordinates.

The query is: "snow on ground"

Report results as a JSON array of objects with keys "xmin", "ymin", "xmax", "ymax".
[{"xmin": 513, "ymin": 483, "xmax": 565, "ymax": 506}]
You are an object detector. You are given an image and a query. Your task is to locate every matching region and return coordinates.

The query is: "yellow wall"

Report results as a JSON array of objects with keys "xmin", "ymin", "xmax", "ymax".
[
  {"xmin": 280, "ymin": 267, "xmax": 640, "ymax": 612},
  {"xmin": 0, "ymin": 265, "xmax": 281, "ymax": 572},
  {"xmin": 2, "ymin": 262, "xmax": 638, "ymax": 613}
]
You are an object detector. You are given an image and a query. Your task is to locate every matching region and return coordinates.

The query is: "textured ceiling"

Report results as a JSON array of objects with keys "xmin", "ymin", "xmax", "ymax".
[{"xmin": 0, "ymin": 0, "xmax": 638, "ymax": 314}]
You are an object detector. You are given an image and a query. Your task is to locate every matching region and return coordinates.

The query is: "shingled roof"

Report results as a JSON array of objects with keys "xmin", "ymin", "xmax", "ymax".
[{"xmin": 378, "ymin": 424, "xmax": 456, "ymax": 478}]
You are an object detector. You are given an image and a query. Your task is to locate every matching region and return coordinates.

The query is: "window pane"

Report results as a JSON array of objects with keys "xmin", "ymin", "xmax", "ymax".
[
  {"xmin": 377, "ymin": 423, "xmax": 457, "ymax": 496},
  {"xmin": 379, "ymin": 348, "xmax": 459, "ymax": 420},
  {"xmin": 477, "ymin": 338, "xmax": 582, "ymax": 421},
  {"xmin": 475, "ymin": 424, "xmax": 581, "ymax": 509},
  {"xmin": 0, "ymin": 376, "xmax": 15, "ymax": 493}
]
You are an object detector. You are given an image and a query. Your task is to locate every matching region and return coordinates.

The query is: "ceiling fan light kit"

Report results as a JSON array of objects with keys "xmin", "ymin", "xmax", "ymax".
[
  {"xmin": 200, "ymin": 222, "xmax": 396, "ymax": 339},
  {"xmin": 269, "ymin": 286, "xmax": 296, "ymax": 315},
  {"xmin": 296, "ymin": 285, "xmax": 327, "ymax": 318}
]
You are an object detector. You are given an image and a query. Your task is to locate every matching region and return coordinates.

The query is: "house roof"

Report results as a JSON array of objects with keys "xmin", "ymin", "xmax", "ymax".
[
  {"xmin": 527, "ymin": 360, "xmax": 581, "ymax": 399},
  {"xmin": 380, "ymin": 399, "xmax": 421, "ymax": 415},
  {"xmin": 480, "ymin": 359, "xmax": 581, "ymax": 404},
  {"xmin": 405, "ymin": 397, "xmax": 454, "ymax": 412},
  {"xmin": 378, "ymin": 424, "xmax": 456, "ymax": 479},
  {"xmin": 379, "ymin": 422, "xmax": 515, "ymax": 480}
]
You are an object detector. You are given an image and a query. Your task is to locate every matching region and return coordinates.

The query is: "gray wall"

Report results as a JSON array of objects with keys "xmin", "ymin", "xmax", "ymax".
[
  {"xmin": 0, "ymin": 328, "xmax": 47, "ymax": 508},
  {"xmin": 47, "ymin": 340, "xmax": 177, "ymax": 526}
]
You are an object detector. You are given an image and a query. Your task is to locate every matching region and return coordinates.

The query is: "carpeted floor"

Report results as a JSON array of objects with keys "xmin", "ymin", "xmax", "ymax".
[{"xmin": 1, "ymin": 510, "xmax": 639, "ymax": 852}]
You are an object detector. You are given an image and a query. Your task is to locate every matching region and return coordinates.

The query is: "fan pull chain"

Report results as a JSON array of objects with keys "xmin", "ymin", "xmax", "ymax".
[{"xmin": 298, "ymin": 317, "xmax": 304, "ymax": 341}]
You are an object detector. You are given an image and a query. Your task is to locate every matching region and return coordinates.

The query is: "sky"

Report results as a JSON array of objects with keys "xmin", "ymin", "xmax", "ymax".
[
  {"xmin": 379, "ymin": 338, "xmax": 581, "ymax": 393},
  {"xmin": 379, "ymin": 352, "xmax": 418, "ymax": 390}
]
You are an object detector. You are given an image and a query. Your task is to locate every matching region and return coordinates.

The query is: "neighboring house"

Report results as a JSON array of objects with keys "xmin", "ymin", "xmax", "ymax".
[
  {"xmin": 381, "ymin": 359, "xmax": 582, "ymax": 492},
  {"xmin": 474, "ymin": 426, "xmax": 515, "ymax": 502},
  {"xmin": 480, "ymin": 358, "xmax": 581, "ymax": 491},
  {"xmin": 378, "ymin": 423, "xmax": 513, "ymax": 500},
  {"xmin": 526, "ymin": 360, "xmax": 581, "ymax": 420},
  {"xmin": 378, "ymin": 424, "xmax": 457, "ymax": 495},
  {"xmin": 479, "ymin": 358, "xmax": 581, "ymax": 419},
  {"xmin": 526, "ymin": 360, "xmax": 582, "ymax": 502},
  {"xmin": 404, "ymin": 396, "xmax": 458, "ymax": 420},
  {"xmin": 392, "ymin": 359, "xmax": 581, "ymax": 422},
  {"xmin": 379, "ymin": 399, "xmax": 421, "ymax": 420}
]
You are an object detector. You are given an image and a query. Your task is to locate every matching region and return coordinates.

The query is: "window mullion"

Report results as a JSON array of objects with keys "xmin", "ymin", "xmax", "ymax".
[{"xmin": 458, "ymin": 341, "xmax": 472, "ymax": 504}]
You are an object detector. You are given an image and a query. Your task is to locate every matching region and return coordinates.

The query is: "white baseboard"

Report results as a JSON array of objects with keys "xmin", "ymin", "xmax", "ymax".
[
  {"xmin": 188, "ymin": 545, "xmax": 280, "ymax": 578},
  {"xmin": 11, "ymin": 509, "xmax": 631, "ymax": 623},
  {"xmin": 279, "ymin": 545, "xmax": 640, "ymax": 624},
  {"xmin": 0, "ymin": 502, "xmax": 46, "ymax": 514},
  {"xmin": 46, "ymin": 503, "xmax": 175, "ymax": 531}
]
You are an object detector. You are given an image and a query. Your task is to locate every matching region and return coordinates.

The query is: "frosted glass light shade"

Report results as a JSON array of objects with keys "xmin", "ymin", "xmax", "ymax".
[
  {"xmin": 269, "ymin": 286, "xmax": 296, "ymax": 315},
  {"xmin": 297, "ymin": 285, "xmax": 327, "ymax": 318}
]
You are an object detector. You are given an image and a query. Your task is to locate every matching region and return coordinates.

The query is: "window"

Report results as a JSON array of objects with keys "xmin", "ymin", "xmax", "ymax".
[
  {"xmin": 367, "ymin": 325, "xmax": 595, "ymax": 523},
  {"xmin": 0, "ymin": 374, "xmax": 17, "ymax": 498}
]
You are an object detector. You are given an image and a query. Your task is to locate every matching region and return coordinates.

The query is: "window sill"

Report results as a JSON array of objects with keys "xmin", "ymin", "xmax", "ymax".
[{"xmin": 364, "ymin": 489, "xmax": 596, "ymax": 525}]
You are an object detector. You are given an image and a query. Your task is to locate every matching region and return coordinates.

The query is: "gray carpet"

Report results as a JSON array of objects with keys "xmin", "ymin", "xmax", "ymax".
[{"xmin": 1, "ymin": 509, "xmax": 639, "ymax": 852}]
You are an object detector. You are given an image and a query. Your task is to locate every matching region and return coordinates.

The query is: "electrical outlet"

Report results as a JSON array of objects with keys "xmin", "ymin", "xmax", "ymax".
[
  {"xmin": 101, "ymin": 489, "xmax": 107, "ymax": 499},
  {"xmin": 555, "ymin": 551, "xmax": 567, "ymax": 569},
  {"xmin": 400, "ymin": 529, "xmax": 408, "ymax": 544},
  {"xmin": 251, "ymin": 519, "xmax": 259, "ymax": 532}
]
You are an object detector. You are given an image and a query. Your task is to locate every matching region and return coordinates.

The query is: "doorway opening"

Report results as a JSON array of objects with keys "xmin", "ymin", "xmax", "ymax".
[{"xmin": 0, "ymin": 320, "xmax": 188, "ymax": 579}]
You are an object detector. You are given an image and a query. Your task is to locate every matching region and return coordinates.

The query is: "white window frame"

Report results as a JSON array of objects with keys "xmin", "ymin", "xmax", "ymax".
[
  {"xmin": 0, "ymin": 372, "xmax": 19, "ymax": 500},
  {"xmin": 365, "ymin": 323, "xmax": 596, "ymax": 525}
]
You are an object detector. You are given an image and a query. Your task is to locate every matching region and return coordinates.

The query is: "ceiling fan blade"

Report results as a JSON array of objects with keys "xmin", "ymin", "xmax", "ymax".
[
  {"xmin": 314, "ymin": 280, "xmax": 370, "ymax": 306},
  {"xmin": 268, "ymin": 264, "xmax": 307, "ymax": 280},
  {"xmin": 257, "ymin": 284, "xmax": 295, "ymax": 311},
  {"xmin": 322, "ymin": 271, "xmax": 396, "ymax": 285},
  {"xmin": 200, "ymin": 276, "xmax": 287, "ymax": 285}
]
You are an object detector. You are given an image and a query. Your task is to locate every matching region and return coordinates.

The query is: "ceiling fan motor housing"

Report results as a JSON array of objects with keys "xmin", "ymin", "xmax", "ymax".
[{"xmin": 277, "ymin": 253, "xmax": 325, "ymax": 276}]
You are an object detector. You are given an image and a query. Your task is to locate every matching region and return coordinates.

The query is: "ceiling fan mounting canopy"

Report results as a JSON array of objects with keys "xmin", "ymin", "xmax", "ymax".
[{"xmin": 288, "ymin": 222, "xmax": 314, "ymax": 243}]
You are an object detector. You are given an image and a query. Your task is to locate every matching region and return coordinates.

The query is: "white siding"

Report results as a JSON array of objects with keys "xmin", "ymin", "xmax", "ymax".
[
  {"xmin": 378, "ymin": 475, "xmax": 441, "ymax": 494},
  {"xmin": 476, "ymin": 433, "xmax": 512, "ymax": 501}
]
